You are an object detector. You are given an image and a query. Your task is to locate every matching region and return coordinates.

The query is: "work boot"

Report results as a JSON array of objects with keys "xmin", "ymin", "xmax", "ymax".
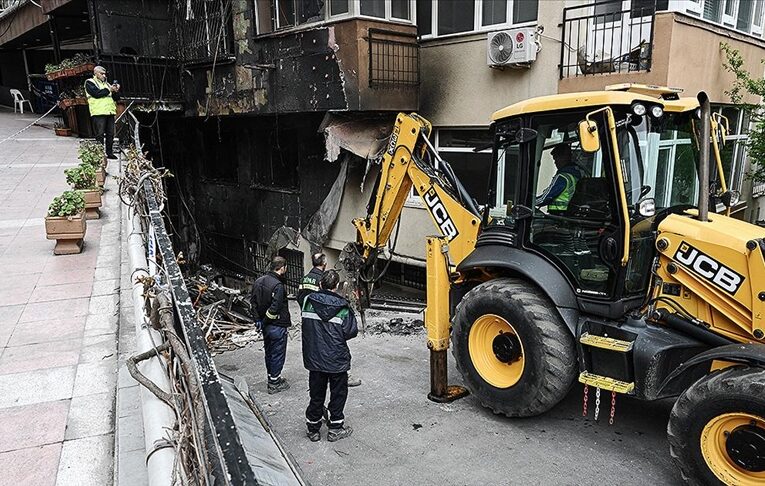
[
  {"xmin": 267, "ymin": 377, "xmax": 290, "ymax": 394},
  {"xmin": 327, "ymin": 425, "xmax": 353, "ymax": 442},
  {"xmin": 347, "ymin": 374, "xmax": 362, "ymax": 387},
  {"xmin": 107, "ymin": 154, "xmax": 118, "ymax": 160},
  {"xmin": 306, "ymin": 428, "xmax": 321, "ymax": 442}
]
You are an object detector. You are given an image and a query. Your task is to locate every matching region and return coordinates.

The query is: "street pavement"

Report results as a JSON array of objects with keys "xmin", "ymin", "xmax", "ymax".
[{"xmin": 0, "ymin": 108, "xmax": 145, "ymax": 486}]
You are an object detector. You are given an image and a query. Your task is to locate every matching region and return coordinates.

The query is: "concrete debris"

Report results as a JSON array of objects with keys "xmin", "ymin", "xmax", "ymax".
[{"xmin": 363, "ymin": 312, "xmax": 425, "ymax": 336}]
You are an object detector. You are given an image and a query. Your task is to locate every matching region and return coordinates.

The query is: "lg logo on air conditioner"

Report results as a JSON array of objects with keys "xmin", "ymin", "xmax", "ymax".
[{"xmin": 674, "ymin": 242, "xmax": 744, "ymax": 295}]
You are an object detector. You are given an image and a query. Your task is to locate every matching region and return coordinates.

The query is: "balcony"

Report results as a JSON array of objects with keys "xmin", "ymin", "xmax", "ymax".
[{"xmin": 559, "ymin": 3, "xmax": 765, "ymax": 105}]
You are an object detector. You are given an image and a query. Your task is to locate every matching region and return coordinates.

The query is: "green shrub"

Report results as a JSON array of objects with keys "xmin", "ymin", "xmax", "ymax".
[
  {"xmin": 65, "ymin": 164, "xmax": 97, "ymax": 190},
  {"xmin": 78, "ymin": 140, "xmax": 105, "ymax": 167},
  {"xmin": 48, "ymin": 190, "xmax": 85, "ymax": 217}
]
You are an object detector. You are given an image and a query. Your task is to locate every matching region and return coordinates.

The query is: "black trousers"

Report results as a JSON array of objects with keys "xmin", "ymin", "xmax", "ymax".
[
  {"xmin": 306, "ymin": 370, "xmax": 348, "ymax": 432},
  {"xmin": 92, "ymin": 114, "xmax": 115, "ymax": 156}
]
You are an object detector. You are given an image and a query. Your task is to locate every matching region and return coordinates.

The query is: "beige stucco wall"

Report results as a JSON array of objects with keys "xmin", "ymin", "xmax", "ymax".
[{"xmin": 418, "ymin": 2, "xmax": 565, "ymax": 127}]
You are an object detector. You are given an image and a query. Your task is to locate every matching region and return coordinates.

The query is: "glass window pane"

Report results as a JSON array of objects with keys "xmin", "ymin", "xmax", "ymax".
[
  {"xmin": 594, "ymin": 0, "xmax": 622, "ymax": 24},
  {"xmin": 721, "ymin": 106, "xmax": 741, "ymax": 134},
  {"xmin": 724, "ymin": 0, "xmax": 735, "ymax": 16},
  {"xmin": 482, "ymin": 0, "xmax": 507, "ymax": 26},
  {"xmin": 278, "ymin": 0, "xmax": 296, "ymax": 27},
  {"xmin": 737, "ymin": 0, "xmax": 754, "ymax": 31},
  {"xmin": 298, "ymin": 0, "xmax": 325, "ymax": 24},
  {"xmin": 360, "ymin": 0, "xmax": 386, "ymax": 18},
  {"xmin": 703, "ymin": 0, "xmax": 723, "ymax": 22},
  {"xmin": 631, "ymin": 0, "xmax": 667, "ymax": 17},
  {"xmin": 437, "ymin": 0, "xmax": 475, "ymax": 35},
  {"xmin": 755, "ymin": 0, "xmax": 765, "ymax": 27},
  {"xmin": 438, "ymin": 129, "xmax": 494, "ymax": 148},
  {"xmin": 417, "ymin": 0, "xmax": 432, "ymax": 36},
  {"xmin": 514, "ymin": 0, "xmax": 539, "ymax": 23},
  {"xmin": 391, "ymin": 0, "xmax": 410, "ymax": 19},
  {"xmin": 330, "ymin": 0, "xmax": 349, "ymax": 16},
  {"xmin": 442, "ymin": 152, "xmax": 492, "ymax": 204}
]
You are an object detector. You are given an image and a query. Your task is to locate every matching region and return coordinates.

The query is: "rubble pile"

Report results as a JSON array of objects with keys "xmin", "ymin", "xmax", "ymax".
[{"xmin": 186, "ymin": 267, "xmax": 261, "ymax": 355}]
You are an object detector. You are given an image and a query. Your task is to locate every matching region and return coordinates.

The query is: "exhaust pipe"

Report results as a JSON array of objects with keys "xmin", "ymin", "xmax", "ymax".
[{"xmin": 697, "ymin": 91, "xmax": 711, "ymax": 222}]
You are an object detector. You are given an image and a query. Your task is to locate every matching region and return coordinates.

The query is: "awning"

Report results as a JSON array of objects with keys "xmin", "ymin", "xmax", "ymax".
[{"xmin": 320, "ymin": 112, "xmax": 394, "ymax": 163}]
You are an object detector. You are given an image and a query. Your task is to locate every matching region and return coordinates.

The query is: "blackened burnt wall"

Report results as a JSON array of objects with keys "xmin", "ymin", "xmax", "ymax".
[{"xmin": 157, "ymin": 112, "xmax": 341, "ymax": 270}]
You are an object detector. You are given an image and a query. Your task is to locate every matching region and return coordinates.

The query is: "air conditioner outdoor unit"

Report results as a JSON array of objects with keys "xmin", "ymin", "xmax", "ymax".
[{"xmin": 487, "ymin": 27, "xmax": 538, "ymax": 68}]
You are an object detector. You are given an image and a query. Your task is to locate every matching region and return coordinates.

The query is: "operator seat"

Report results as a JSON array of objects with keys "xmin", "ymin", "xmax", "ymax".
[{"xmin": 565, "ymin": 177, "xmax": 611, "ymax": 220}]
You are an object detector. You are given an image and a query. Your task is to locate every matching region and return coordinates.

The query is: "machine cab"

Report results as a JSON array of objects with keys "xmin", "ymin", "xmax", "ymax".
[{"xmin": 485, "ymin": 91, "xmax": 723, "ymax": 316}]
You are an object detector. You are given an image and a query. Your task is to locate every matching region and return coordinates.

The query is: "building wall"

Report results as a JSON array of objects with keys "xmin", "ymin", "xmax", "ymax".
[{"xmin": 418, "ymin": 1, "xmax": 564, "ymax": 127}]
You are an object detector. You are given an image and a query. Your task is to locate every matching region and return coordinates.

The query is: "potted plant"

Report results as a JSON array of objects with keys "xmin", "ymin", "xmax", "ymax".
[
  {"xmin": 54, "ymin": 122, "xmax": 71, "ymax": 137},
  {"xmin": 45, "ymin": 190, "xmax": 87, "ymax": 255},
  {"xmin": 65, "ymin": 164, "xmax": 102, "ymax": 219},
  {"xmin": 78, "ymin": 141, "xmax": 106, "ymax": 186}
]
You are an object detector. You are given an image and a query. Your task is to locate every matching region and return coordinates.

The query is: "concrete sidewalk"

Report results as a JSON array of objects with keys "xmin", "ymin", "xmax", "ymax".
[{"xmin": 0, "ymin": 109, "xmax": 128, "ymax": 486}]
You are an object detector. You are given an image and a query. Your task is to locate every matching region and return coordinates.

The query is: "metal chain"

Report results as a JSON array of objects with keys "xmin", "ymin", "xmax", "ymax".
[
  {"xmin": 609, "ymin": 391, "xmax": 617, "ymax": 425},
  {"xmin": 582, "ymin": 384, "xmax": 589, "ymax": 417},
  {"xmin": 594, "ymin": 387, "xmax": 601, "ymax": 421}
]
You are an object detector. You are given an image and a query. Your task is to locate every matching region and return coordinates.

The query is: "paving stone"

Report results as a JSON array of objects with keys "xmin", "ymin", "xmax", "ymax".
[
  {"xmin": 79, "ymin": 334, "xmax": 118, "ymax": 363},
  {"xmin": 18, "ymin": 298, "xmax": 90, "ymax": 323},
  {"xmin": 0, "ymin": 443, "xmax": 61, "ymax": 486},
  {"xmin": 55, "ymin": 434, "xmax": 114, "ymax": 486},
  {"xmin": 0, "ymin": 366, "xmax": 76, "ymax": 409},
  {"xmin": 0, "ymin": 338, "xmax": 81, "ymax": 375},
  {"xmin": 88, "ymin": 293, "xmax": 120, "ymax": 315},
  {"xmin": 65, "ymin": 392, "xmax": 115, "ymax": 440},
  {"xmin": 28, "ymin": 281, "xmax": 94, "ymax": 304},
  {"xmin": 117, "ymin": 385, "xmax": 141, "ymax": 419},
  {"xmin": 0, "ymin": 400, "xmax": 70, "ymax": 452},
  {"xmin": 7, "ymin": 316, "xmax": 86, "ymax": 347},
  {"xmin": 94, "ymin": 265, "xmax": 121, "ymax": 281},
  {"xmin": 117, "ymin": 411, "xmax": 145, "ymax": 453},
  {"xmin": 72, "ymin": 359, "xmax": 117, "ymax": 398},
  {"xmin": 84, "ymin": 312, "xmax": 119, "ymax": 337},
  {"xmin": 91, "ymin": 278, "xmax": 120, "ymax": 297}
]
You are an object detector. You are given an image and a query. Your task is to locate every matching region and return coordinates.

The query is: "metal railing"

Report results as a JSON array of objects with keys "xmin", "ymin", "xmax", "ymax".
[
  {"xmin": 174, "ymin": 0, "xmax": 233, "ymax": 64},
  {"xmin": 560, "ymin": 0, "xmax": 658, "ymax": 79},
  {"xmin": 368, "ymin": 28, "xmax": 419, "ymax": 89},
  {"xmin": 753, "ymin": 181, "xmax": 765, "ymax": 198},
  {"xmin": 99, "ymin": 55, "xmax": 182, "ymax": 101}
]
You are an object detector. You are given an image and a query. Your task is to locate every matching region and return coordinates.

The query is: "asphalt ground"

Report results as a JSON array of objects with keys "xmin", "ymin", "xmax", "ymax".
[{"xmin": 213, "ymin": 303, "xmax": 682, "ymax": 486}]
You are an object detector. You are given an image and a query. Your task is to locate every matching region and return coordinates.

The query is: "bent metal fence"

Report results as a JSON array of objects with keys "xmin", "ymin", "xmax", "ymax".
[{"xmin": 119, "ymin": 127, "xmax": 306, "ymax": 484}]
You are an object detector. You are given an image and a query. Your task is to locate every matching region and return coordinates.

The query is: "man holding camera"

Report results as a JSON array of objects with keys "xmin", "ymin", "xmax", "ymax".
[{"xmin": 85, "ymin": 65, "xmax": 120, "ymax": 159}]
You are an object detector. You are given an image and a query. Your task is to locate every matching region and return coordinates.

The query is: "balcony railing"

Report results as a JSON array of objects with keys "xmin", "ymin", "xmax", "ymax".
[
  {"xmin": 560, "ymin": 0, "xmax": 658, "ymax": 79},
  {"xmin": 753, "ymin": 181, "xmax": 765, "ymax": 198},
  {"xmin": 368, "ymin": 28, "xmax": 419, "ymax": 89},
  {"xmin": 99, "ymin": 55, "xmax": 182, "ymax": 101}
]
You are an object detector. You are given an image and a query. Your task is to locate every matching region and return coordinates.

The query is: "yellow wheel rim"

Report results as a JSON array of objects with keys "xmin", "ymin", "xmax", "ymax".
[
  {"xmin": 468, "ymin": 314, "xmax": 525, "ymax": 389},
  {"xmin": 701, "ymin": 412, "xmax": 765, "ymax": 485}
]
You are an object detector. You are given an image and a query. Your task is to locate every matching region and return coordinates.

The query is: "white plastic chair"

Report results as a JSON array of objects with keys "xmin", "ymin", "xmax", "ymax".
[{"xmin": 10, "ymin": 89, "xmax": 33, "ymax": 114}]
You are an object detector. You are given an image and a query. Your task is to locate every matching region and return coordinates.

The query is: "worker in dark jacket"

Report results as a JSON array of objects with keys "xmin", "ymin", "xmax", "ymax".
[
  {"xmin": 298, "ymin": 253, "xmax": 362, "ymax": 387},
  {"xmin": 251, "ymin": 256, "xmax": 291, "ymax": 394},
  {"xmin": 302, "ymin": 269, "xmax": 357, "ymax": 442},
  {"xmin": 297, "ymin": 252, "xmax": 326, "ymax": 308}
]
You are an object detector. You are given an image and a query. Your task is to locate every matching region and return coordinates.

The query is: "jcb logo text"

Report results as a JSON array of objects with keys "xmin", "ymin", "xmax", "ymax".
[
  {"xmin": 674, "ymin": 242, "xmax": 744, "ymax": 295},
  {"xmin": 424, "ymin": 188, "xmax": 458, "ymax": 241}
]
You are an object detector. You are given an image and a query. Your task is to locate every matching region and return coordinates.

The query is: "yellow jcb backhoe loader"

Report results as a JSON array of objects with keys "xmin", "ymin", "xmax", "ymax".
[{"xmin": 345, "ymin": 85, "xmax": 765, "ymax": 485}]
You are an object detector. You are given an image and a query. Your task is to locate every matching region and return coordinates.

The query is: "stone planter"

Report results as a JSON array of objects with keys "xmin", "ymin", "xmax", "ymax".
[
  {"xmin": 45, "ymin": 212, "xmax": 87, "ymax": 255},
  {"xmin": 96, "ymin": 167, "xmax": 105, "ymax": 188},
  {"xmin": 83, "ymin": 189, "xmax": 102, "ymax": 220}
]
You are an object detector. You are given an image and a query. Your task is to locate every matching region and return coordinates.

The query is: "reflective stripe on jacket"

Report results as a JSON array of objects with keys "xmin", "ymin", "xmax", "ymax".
[
  {"xmin": 85, "ymin": 77, "xmax": 116, "ymax": 116},
  {"xmin": 297, "ymin": 267, "xmax": 323, "ymax": 309},
  {"xmin": 250, "ymin": 272, "xmax": 291, "ymax": 327},
  {"xmin": 548, "ymin": 172, "xmax": 579, "ymax": 212}
]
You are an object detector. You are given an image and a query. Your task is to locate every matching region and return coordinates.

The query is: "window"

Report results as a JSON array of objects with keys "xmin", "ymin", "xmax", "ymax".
[
  {"xmin": 252, "ymin": 128, "xmax": 300, "ymax": 190},
  {"xmin": 417, "ymin": 0, "xmax": 538, "ymax": 38},
  {"xmin": 714, "ymin": 105, "xmax": 750, "ymax": 195},
  {"xmin": 255, "ymin": 0, "xmax": 414, "ymax": 34},
  {"xmin": 689, "ymin": 0, "xmax": 765, "ymax": 36},
  {"xmin": 594, "ymin": 0, "xmax": 623, "ymax": 24},
  {"xmin": 631, "ymin": 0, "xmax": 669, "ymax": 17},
  {"xmin": 405, "ymin": 128, "xmax": 493, "ymax": 206}
]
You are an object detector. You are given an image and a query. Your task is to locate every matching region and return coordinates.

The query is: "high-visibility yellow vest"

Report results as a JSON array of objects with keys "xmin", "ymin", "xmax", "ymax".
[
  {"xmin": 549, "ymin": 172, "xmax": 579, "ymax": 212},
  {"xmin": 85, "ymin": 77, "xmax": 116, "ymax": 116}
]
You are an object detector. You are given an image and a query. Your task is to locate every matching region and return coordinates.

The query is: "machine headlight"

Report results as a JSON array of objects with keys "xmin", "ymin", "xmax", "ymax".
[
  {"xmin": 638, "ymin": 198, "xmax": 656, "ymax": 217},
  {"xmin": 631, "ymin": 103, "xmax": 647, "ymax": 116},
  {"xmin": 650, "ymin": 106, "xmax": 664, "ymax": 118}
]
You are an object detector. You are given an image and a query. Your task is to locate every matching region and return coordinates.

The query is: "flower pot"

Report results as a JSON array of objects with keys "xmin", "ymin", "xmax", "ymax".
[
  {"xmin": 45, "ymin": 212, "xmax": 87, "ymax": 255},
  {"xmin": 96, "ymin": 168, "xmax": 105, "ymax": 188},
  {"xmin": 54, "ymin": 127, "xmax": 71, "ymax": 137},
  {"xmin": 82, "ymin": 189, "xmax": 102, "ymax": 220}
]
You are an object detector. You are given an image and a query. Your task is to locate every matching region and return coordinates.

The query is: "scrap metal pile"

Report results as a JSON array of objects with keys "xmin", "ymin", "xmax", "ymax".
[{"xmin": 186, "ymin": 266, "xmax": 262, "ymax": 355}]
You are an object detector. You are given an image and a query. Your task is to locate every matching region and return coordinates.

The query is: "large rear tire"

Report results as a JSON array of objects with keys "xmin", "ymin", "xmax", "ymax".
[
  {"xmin": 668, "ymin": 366, "xmax": 765, "ymax": 486},
  {"xmin": 452, "ymin": 278, "xmax": 577, "ymax": 417}
]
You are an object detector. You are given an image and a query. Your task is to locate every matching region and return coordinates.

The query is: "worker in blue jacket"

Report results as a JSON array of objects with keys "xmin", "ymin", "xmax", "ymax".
[{"xmin": 301, "ymin": 269, "xmax": 358, "ymax": 442}]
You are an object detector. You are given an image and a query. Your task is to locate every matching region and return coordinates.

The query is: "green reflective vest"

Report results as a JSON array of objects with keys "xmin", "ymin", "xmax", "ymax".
[
  {"xmin": 85, "ymin": 77, "xmax": 116, "ymax": 116},
  {"xmin": 548, "ymin": 172, "xmax": 578, "ymax": 212}
]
